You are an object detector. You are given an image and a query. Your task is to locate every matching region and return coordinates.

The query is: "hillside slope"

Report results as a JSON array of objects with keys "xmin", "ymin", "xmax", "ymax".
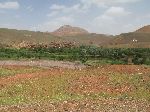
[
  {"xmin": 136, "ymin": 25, "xmax": 150, "ymax": 33},
  {"xmin": 109, "ymin": 25, "xmax": 150, "ymax": 47},
  {"xmin": 0, "ymin": 28, "xmax": 111, "ymax": 47},
  {"xmin": 0, "ymin": 28, "xmax": 62, "ymax": 45},
  {"xmin": 51, "ymin": 25, "xmax": 89, "ymax": 37},
  {"xmin": 61, "ymin": 33, "xmax": 112, "ymax": 46}
]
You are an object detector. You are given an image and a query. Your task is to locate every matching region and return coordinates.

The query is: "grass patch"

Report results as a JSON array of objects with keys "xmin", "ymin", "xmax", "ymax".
[
  {"xmin": 85, "ymin": 59, "xmax": 125, "ymax": 66},
  {"xmin": 108, "ymin": 73, "xmax": 150, "ymax": 100},
  {"xmin": 0, "ymin": 67, "xmax": 150, "ymax": 105},
  {"xmin": 0, "ymin": 67, "xmax": 42, "ymax": 78},
  {"xmin": 0, "ymin": 69, "xmax": 82, "ymax": 105}
]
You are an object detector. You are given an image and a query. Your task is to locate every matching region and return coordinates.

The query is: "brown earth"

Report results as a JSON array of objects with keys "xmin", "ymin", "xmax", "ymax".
[
  {"xmin": 0, "ymin": 60, "xmax": 85, "ymax": 69},
  {"xmin": 1, "ymin": 64, "xmax": 150, "ymax": 94},
  {"xmin": 0, "ymin": 60, "xmax": 85, "ymax": 86},
  {"xmin": 100, "ymin": 65, "xmax": 150, "ymax": 74},
  {"xmin": 0, "ymin": 99, "xmax": 149, "ymax": 112},
  {"xmin": 1, "ymin": 25, "xmax": 150, "ymax": 48},
  {"xmin": 51, "ymin": 25, "xmax": 89, "ymax": 37},
  {"xmin": 69, "ymin": 65, "xmax": 150, "ymax": 95},
  {"xmin": 69, "ymin": 75, "xmax": 132, "ymax": 94},
  {"xmin": 0, "ymin": 64, "xmax": 150, "ymax": 111},
  {"xmin": 0, "ymin": 27, "xmax": 112, "ymax": 47},
  {"xmin": 0, "ymin": 67, "xmax": 63, "ymax": 86},
  {"xmin": 136, "ymin": 25, "xmax": 150, "ymax": 33},
  {"xmin": 108, "ymin": 25, "xmax": 150, "ymax": 47}
]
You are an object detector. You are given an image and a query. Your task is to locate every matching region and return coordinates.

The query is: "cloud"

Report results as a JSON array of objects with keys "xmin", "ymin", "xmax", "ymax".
[
  {"xmin": 47, "ymin": 3, "xmax": 132, "ymax": 35},
  {"xmin": 26, "ymin": 6, "xmax": 34, "ymax": 12},
  {"xmin": 0, "ymin": 0, "xmax": 148, "ymax": 35},
  {"xmin": 95, "ymin": 6, "xmax": 131, "ymax": 22},
  {"xmin": 90, "ymin": 15, "xmax": 116, "ymax": 34},
  {"xmin": 80, "ymin": 0, "xmax": 141, "ymax": 6},
  {"xmin": 105, "ymin": 7, "xmax": 131, "ymax": 17},
  {"xmin": 49, "ymin": 3, "xmax": 87, "ymax": 15},
  {"xmin": 47, "ymin": 11, "xmax": 59, "ymax": 17},
  {"xmin": 0, "ymin": 1, "xmax": 19, "ymax": 9},
  {"xmin": 48, "ymin": 0, "xmax": 139, "ymax": 18},
  {"xmin": 88, "ymin": 6, "xmax": 132, "ymax": 34},
  {"xmin": 32, "ymin": 16, "xmax": 75, "ymax": 31},
  {"xmin": 46, "ymin": 3, "xmax": 89, "ymax": 31},
  {"xmin": 109, "ymin": 0, "xmax": 141, "ymax": 4},
  {"xmin": 50, "ymin": 4, "xmax": 66, "ymax": 10},
  {"xmin": 45, "ymin": 3, "xmax": 90, "ymax": 32}
]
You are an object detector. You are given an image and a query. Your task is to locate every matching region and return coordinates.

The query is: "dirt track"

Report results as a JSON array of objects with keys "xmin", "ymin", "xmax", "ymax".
[{"xmin": 0, "ymin": 60, "xmax": 86, "ymax": 69}]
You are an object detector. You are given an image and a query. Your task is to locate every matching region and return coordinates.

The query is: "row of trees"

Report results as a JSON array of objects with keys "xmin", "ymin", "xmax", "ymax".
[
  {"xmin": 0, "ymin": 46, "xmax": 150, "ymax": 65},
  {"xmin": 79, "ymin": 46, "xmax": 150, "ymax": 64}
]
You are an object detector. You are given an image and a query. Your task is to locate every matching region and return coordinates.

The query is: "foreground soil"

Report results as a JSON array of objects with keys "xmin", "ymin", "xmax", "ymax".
[
  {"xmin": 0, "ymin": 99, "xmax": 149, "ymax": 112},
  {"xmin": 0, "ymin": 64, "xmax": 150, "ymax": 112}
]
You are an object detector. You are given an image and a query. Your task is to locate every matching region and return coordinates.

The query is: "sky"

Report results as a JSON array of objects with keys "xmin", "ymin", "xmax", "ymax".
[{"xmin": 0, "ymin": 0, "xmax": 150, "ymax": 35}]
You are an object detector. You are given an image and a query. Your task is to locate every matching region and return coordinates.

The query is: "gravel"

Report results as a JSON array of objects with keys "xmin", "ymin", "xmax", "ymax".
[{"xmin": 0, "ymin": 60, "xmax": 86, "ymax": 69}]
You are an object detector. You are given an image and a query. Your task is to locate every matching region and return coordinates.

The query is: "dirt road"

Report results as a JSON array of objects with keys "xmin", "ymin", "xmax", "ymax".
[{"xmin": 0, "ymin": 60, "xmax": 86, "ymax": 69}]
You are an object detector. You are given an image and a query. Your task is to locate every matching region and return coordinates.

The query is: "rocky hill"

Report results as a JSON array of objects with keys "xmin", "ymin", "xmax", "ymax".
[
  {"xmin": 51, "ymin": 25, "xmax": 89, "ymax": 37},
  {"xmin": 135, "ymin": 25, "xmax": 150, "ymax": 33},
  {"xmin": 0, "ymin": 27, "xmax": 111, "ymax": 47},
  {"xmin": 108, "ymin": 25, "xmax": 150, "ymax": 48},
  {"xmin": 1, "ymin": 25, "xmax": 150, "ymax": 48}
]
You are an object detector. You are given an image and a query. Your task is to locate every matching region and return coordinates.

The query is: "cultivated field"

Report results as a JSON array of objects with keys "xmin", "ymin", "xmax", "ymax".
[{"xmin": 0, "ymin": 63, "xmax": 150, "ymax": 111}]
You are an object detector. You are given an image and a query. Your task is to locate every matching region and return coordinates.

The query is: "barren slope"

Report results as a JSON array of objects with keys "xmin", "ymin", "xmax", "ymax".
[{"xmin": 51, "ymin": 25, "xmax": 89, "ymax": 37}]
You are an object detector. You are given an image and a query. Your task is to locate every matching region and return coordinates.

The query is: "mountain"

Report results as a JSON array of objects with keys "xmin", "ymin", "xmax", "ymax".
[
  {"xmin": 2, "ymin": 25, "xmax": 150, "ymax": 48},
  {"xmin": 51, "ymin": 25, "xmax": 89, "ymax": 37},
  {"xmin": 0, "ymin": 28, "xmax": 62, "ymax": 45},
  {"xmin": 109, "ymin": 25, "xmax": 150, "ymax": 48},
  {"xmin": 135, "ymin": 25, "xmax": 150, "ymax": 33},
  {"xmin": 51, "ymin": 25, "xmax": 112, "ymax": 46},
  {"xmin": 0, "ymin": 27, "xmax": 112, "ymax": 47},
  {"xmin": 59, "ymin": 33, "xmax": 112, "ymax": 46}
]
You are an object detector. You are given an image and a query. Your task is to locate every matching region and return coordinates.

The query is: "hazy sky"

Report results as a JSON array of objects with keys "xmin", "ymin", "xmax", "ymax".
[{"xmin": 0, "ymin": 0, "xmax": 150, "ymax": 35}]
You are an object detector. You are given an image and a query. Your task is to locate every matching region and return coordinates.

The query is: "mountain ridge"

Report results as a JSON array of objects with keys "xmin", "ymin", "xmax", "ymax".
[
  {"xmin": 135, "ymin": 25, "xmax": 150, "ymax": 33},
  {"xmin": 107, "ymin": 25, "xmax": 150, "ymax": 47},
  {"xmin": 0, "ymin": 25, "xmax": 150, "ymax": 48}
]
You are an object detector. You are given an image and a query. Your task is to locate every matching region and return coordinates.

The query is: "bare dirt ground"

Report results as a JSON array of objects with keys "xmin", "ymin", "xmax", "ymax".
[
  {"xmin": 0, "ymin": 99, "xmax": 149, "ymax": 112},
  {"xmin": 0, "ymin": 60, "xmax": 85, "ymax": 87},
  {"xmin": 0, "ymin": 68, "xmax": 63, "ymax": 86},
  {"xmin": 69, "ymin": 65, "xmax": 150, "ymax": 94},
  {"xmin": 0, "ymin": 60, "xmax": 86, "ymax": 69},
  {"xmin": 0, "ymin": 64, "xmax": 150, "ymax": 112}
]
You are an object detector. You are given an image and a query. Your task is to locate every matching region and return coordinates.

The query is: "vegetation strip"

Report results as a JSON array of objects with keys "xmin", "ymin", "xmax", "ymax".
[{"xmin": 0, "ymin": 46, "xmax": 150, "ymax": 65}]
